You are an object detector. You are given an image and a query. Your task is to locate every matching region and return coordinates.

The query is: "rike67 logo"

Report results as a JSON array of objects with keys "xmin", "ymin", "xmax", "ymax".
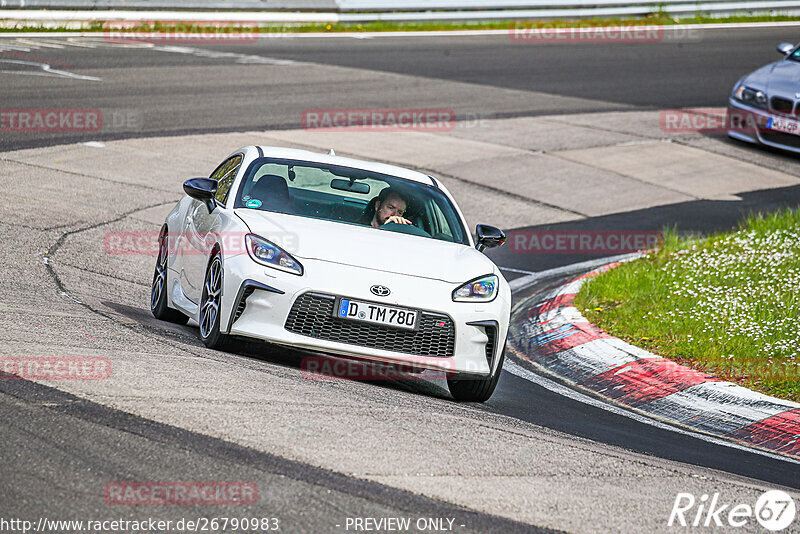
[{"xmin": 669, "ymin": 490, "xmax": 796, "ymax": 531}]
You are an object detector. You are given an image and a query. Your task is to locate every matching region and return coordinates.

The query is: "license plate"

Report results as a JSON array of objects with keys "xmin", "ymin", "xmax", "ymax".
[
  {"xmin": 767, "ymin": 116, "xmax": 800, "ymax": 135},
  {"xmin": 334, "ymin": 298, "xmax": 418, "ymax": 330}
]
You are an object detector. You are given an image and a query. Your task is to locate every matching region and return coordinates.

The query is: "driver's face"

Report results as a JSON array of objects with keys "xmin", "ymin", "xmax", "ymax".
[{"xmin": 375, "ymin": 195, "xmax": 407, "ymax": 225}]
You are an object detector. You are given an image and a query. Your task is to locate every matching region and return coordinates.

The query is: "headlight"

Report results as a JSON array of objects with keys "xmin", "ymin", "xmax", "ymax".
[
  {"xmin": 452, "ymin": 274, "xmax": 498, "ymax": 302},
  {"xmin": 733, "ymin": 85, "xmax": 767, "ymax": 109},
  {"xmin": 245, "ymin": 233, "xmax": 303, "ymax": 276}
]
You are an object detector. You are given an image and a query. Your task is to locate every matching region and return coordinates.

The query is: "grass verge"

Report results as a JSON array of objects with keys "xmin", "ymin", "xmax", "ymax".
[
  {"xmin": 2, "ymin": 14, "xmax": 800, "ymax": 34},
  {"xmin": 575, "ymin": 209, "xmax": 800, "ymax": 402}
]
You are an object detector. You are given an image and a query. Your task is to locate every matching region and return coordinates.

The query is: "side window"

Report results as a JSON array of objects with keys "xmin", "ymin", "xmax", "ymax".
[
  {"xmin": 240, "ymin": 163, "xmax": 286, "ymax": 200},
  {"xmin": 211, "ymin": 155, "xmax": 243, "ymax": 204}
]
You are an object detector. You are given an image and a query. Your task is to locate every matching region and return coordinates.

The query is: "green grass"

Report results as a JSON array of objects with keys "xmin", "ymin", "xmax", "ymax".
[
  {"xmin": 3, "ymin": 14, "xmax": 800, "ymax": 34},
  {"xmin": 575, "ymin": 209, "xmax": 800, "ymax": 402}
]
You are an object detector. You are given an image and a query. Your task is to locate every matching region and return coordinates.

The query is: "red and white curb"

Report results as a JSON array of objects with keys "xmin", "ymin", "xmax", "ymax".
[{"xmin": 509, "ymin": 262, "xmax": 800, "ymax": 460}]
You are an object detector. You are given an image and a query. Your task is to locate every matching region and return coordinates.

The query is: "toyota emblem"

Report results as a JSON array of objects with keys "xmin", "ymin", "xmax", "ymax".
[{"xmin": 370, "ymin": 285, "xmax": 391, "ymax": 297}]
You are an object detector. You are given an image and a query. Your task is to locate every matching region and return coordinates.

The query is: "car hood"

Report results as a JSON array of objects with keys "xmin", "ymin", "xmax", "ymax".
[
  {"xmin": 765, "ymin": 59, "xmax": 800, "ymax": 97},
  {"xmin": 742, "ymin": 60, "xmax": 800, "ymax": 96},
  {"xmin": 235, "ymin": 209, "xmax": 496, "ymax": 284}
]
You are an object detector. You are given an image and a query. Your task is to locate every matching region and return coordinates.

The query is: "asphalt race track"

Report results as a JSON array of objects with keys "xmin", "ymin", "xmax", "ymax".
[
  {"xmin": 1, "ymin": 26, "xmax": 800, "ymax": 533},
  {"xmin": 4, "ymin": 26, "xmax": 800, "ymax": 150}
]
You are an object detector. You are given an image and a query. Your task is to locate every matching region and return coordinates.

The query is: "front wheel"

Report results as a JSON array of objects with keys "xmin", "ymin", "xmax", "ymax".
[
  {"xmin": 151, "ymin": 225, "xmax": 189, "ymax": 325},
  {"xmin": 447, "ymin": 345, "xmax": 506, "ymax": 403},
  {"xmin": 199, "ymin": 252, "xmax": 231, "ymax": 350}
]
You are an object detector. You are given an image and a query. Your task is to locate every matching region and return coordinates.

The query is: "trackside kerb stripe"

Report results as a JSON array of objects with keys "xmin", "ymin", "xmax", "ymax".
[
  {"xmin": 504, "ymin": 357, "xmax": 800, "ymax": 465},
  {"xmin": 728, "ymin": 409, "xmax": 800, "ymax": 457},
  {"xmin": 575, "ymin": 262, "xmax": 621, "ymax": 279},
  {"xmin": 534, "ymin": 292, "xmax": 576, "ymax": 316},
  {"xmin": 509, "ymin": 263, "xmax": 800, "ymax": 460},
  {"xmin": 641, "ymin": 381, "xmax": 798, "ymax": 435},
  {"xmin": 580, "ymin": 357, "xmax": 721, "ymax": 407},
  {"xmin": 532, "ymin": 322, "xmax": 610, "ymax": 354},
  {"xmin": 530, "ymin": 340, "xmax": 640, "ymax": 383}
]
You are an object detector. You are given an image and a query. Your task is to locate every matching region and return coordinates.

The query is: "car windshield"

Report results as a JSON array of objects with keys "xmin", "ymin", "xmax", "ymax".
[{"xmin": 233, "ymin": 158, "xmax": 469, "ymax": 245}]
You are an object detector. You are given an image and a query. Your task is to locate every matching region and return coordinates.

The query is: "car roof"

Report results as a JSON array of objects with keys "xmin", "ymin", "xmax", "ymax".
[{"xmin": 254, "ymin": 145, "xmax": 435, "ymax": 186}]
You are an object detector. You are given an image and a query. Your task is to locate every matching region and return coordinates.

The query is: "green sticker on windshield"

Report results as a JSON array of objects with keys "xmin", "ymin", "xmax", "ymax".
[{"xmin": 246, "ymin": 199, "xmax": 262, "ymax": 208}]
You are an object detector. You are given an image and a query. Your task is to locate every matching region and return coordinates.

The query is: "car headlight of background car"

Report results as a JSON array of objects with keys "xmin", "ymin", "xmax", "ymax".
[
  {"xmin": 452, "ymin": 274, "xmax": 498, "ymax": 302},
  {"xmin": 733, "ymin": 84, "xmax": 768, "ymax": 109},
  {"xmin": 245, "ymin": 233, "xmax": 304, "ymax": 276}
]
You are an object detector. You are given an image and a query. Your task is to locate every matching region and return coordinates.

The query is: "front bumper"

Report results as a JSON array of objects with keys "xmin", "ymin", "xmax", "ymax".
[
  {"xmin": 727, "ymin": 98, "xmax": 800, "ymax": 154},
  {"xmin": 219, "ymin": 252, "xmax": 510, "ymax": 376}
]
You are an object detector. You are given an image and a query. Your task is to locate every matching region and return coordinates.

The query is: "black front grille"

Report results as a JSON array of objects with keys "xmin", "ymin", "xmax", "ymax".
[
  {"xmin": 284, "ymin": 293, "xmax": 455, "ymax": 358},
  {"xmin": 760, "ymin": 130, "xmax": 800, "ymax": 148},
  {"xmin": 771, "ymin": 96, "xmax": 794, "ymax": 114}
]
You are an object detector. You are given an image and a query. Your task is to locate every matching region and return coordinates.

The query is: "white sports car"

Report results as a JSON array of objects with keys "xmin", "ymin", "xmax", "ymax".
[{"xmin": 151, "ymin": 146, "xmax": 510, "ymax": 401}]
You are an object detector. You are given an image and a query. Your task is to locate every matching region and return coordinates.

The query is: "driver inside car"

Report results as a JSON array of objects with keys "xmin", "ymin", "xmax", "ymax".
[{"xmin": 358, "ymin": 187, "xmax": 413, "ymax": 227}]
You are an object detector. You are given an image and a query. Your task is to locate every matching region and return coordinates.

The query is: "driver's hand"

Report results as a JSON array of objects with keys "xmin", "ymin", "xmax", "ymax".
[{"xmin": 385, "ymin": 215, "xmax": 412, "ymax": 225}]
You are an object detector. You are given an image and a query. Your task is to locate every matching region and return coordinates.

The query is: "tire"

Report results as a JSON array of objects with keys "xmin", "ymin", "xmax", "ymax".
[
  {"xmin": 151, "ymin": 225, "xmax": 189, "ymax": 325},
  {"xmin": 199, "ymin": 252, "xmax": 231, "ymax": 350},
  {"xmin": 447, "ymin": 344, "xmax": 506, "ymax": 403}
]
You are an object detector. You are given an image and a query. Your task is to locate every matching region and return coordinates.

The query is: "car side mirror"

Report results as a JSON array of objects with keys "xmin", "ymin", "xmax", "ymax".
[
  {"xmin": 475, "ymin": 224, "xmax": 506, "ymax": 252},
  {"xmin": 777, "ymin": 42, "xmax": 794, "ymax": 55},
  {"xmin": 183, "ymin": 177, "xmax": 218, "ymax": 213}
]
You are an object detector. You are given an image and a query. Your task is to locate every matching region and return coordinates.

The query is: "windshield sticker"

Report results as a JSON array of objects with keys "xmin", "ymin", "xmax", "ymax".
[{"xmin": 246, "ymin": 199, "xmax": 262, "ymax": 208}]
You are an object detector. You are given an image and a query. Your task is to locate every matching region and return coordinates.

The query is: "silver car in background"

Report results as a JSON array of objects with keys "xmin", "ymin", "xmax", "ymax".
[{"xmin": 727, "ymin": 41, "xmax": 800, "ymax": 153}]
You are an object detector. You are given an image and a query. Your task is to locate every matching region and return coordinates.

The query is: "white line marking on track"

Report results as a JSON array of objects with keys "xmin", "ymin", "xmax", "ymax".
[
  {"xmin": 48, "ymin": 38, "xmax": 98, "ymax": 48},
  {"xmin": 149, "ymin": 44, "xmax": 296, "ymax": 65},
  {"xmin": 503, "ymin": 357, "xmax": 800, "ymax": 464},
  {"xmin": 71, "ymin": 37, "xmax": 156, "ymax": 49},
  {"xmin": 12, "ymin": 38, "xmax": 65, "ymax": 49},
  {"xmin": 0, "ymin": 58, "xmax": 101, "ymax": 80},
  {"xmin": 0, "ymin": 43, "xmax": 31, "ymax": 52}
]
